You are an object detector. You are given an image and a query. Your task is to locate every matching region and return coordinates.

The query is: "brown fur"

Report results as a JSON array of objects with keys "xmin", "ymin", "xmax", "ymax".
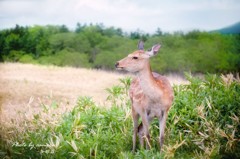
[{"xmin": 116, "ymin": 48, "xmax": 174, "ymax": 152}]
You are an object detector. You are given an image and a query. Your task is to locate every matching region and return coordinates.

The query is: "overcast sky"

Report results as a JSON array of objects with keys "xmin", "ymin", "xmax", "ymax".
[{"xmin": 0, "ymin": 0, "xmax": 239, "ymax": 33}]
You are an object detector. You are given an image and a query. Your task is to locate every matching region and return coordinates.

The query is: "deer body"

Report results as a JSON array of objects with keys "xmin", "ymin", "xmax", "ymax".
[{"xmin": 115, "ymin": 41, "xmax": 174, "ymax": 152}]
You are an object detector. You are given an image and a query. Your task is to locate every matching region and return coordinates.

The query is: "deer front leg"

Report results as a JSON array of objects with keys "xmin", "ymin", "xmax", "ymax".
[
  {"xmin": 132, "ymin": 108, "xmax": 139, "ymax": 152},
  {"xmin": 159, "ymin": 110, "xmax": 167, "ymax": 151},
  {"xmin": 141, "ymin": 111, "xmax": 151, "ymax": 149}
]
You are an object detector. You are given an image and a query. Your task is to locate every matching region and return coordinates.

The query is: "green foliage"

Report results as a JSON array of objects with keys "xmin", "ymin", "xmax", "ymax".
[
  {"xmin": 1, "ymin": 24, "xmax": 239, "ymax": 73},
  {"xmin": 167, "ymin": 73, "xmax": 240, "ymax": 158},
  {"xmin": 106, "ymin": 77, "xmax": 131, "ymax": 106},
  {"xmin": 19, "ymin": 54, "xmax": 37, "ymax": 64},
  {"xmin": 3, "ymin": 50, "xmax": 26, "ymax": 62},
  {"xmin": 4, "ymin": 96, "xmax": 132, "ymax": 159},
  {"xmin": 1, "ymin": 74, "xmax": 240, "ymax": 158},
  {"xmin": 38, "ymin": 49, "xmax": 91, "ymax": 68},
  {"xmin": 94, "ymin": 51, "xmax": 122, "ymax": 69}
]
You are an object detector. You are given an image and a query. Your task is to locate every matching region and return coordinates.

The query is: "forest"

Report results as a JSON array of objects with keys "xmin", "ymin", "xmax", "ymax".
[{"xmin": 0, "ymin": 23, "xmax": 240, "ymax": 73}]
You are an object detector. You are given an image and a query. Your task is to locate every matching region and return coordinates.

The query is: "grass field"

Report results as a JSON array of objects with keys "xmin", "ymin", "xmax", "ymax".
[
  {"xmin": 1, "ymin": 63, "xmax": 239, "ymax": 158},
  {"xmin": 0, "ymin": 63, "xmax": 123, "ymax": 123},
  {"xmin": 0, "ymin": 63, "xmax": 187, "ymax": 132}
]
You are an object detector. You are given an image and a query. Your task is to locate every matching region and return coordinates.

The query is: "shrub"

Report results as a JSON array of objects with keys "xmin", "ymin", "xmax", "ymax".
[
  {"xmin": 38, "ymin": 50, "xmax": 92, "ymax": 68},
  {"xmin": 167, "ymin": 73, "xmax": 240, "ymax": 158},
  {"xmin": 3, "ymin": 50, "xmax": 25, "ymax": 62},
  {"xmin": 19, "ymin": 54, "xmax": 37, "ymax": 64}
]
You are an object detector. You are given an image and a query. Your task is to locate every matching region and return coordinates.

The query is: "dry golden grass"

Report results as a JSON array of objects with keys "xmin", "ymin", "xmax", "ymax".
[
  {"xmin": 0, "ymin": 63, "xmax": 123, "ymax": 125},
  {"xmin": 0, "ymin": 63, "xmax": 187, "ymax": 137}
]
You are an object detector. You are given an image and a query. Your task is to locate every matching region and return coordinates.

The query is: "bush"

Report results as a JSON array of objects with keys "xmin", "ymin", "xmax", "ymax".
[
  {"xmin": 94, "ymin": 51, "xmax": 124, "ymax": 69},
  {"xmin": 19, "ymin": 54, "xmax": 37, "ymax": 64},
  {"xmin": 3, "ymin": 50, "xmax": 25, "ymax": 62},
  {"xmin": 167, "ymin": 73, "xmax": 240, "ymax": 158},
  {"xmin": 38, "ymin": 50, "xmax": 92, "ymax": 68}
]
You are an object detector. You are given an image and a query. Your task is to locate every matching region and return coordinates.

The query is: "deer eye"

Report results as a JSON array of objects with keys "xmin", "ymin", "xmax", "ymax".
[{"xmin": 132, "ymin": 56, "xmax": 138, "ymax": 60}]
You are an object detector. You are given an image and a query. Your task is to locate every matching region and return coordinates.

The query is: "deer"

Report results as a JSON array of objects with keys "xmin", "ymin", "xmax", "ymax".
[{"xmin": 115, "ymin": 41, "xmax": 174, "ymax": 152}]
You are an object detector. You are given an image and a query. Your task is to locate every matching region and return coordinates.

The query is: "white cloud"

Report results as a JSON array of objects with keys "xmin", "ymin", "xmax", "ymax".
[{"xmin": 0, "ymin": 0, "xmax": 239, "ymax": 33}]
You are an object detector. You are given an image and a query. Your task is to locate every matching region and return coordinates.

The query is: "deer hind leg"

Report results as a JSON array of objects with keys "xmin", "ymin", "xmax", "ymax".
[
  {"xmin": 138, "ymin": 112, "xmax": 154, "ymax": 149},
  {"xmin": 137, "ymin": 122, "xmax": 144, "ymax": 148},
  {"xmin": 132, "ymin": 109, "xmax": 139, "ymax": 152},
  {"xmin": 159, "ymin": 110, "xmax": 167, "ymax": 151}
]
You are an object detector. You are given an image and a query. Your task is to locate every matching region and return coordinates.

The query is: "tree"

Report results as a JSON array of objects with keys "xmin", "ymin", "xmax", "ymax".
[
  {"xmin": 59, "ymin": 25, "xmax": 69, "ymax": 33},
  {"xmin": 155, "ymin": 27, "xmax": 163, "ymax": 36}
]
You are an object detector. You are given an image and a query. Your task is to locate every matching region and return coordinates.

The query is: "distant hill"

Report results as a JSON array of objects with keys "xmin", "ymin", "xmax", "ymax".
[{"xmin": 211, "ymin": 21, "xmax": 240, "ymax": 34}]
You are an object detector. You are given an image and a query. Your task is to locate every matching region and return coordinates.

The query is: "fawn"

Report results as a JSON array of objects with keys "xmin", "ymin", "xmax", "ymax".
[{"xmin": 115, "ymin": 41, "xmax": 174, "ymax": 152}]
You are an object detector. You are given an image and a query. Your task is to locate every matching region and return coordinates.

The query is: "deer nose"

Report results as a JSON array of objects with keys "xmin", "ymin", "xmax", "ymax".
[{"xmin": 115, "ymin": 62, "xmax": 119, "ymax": 68}]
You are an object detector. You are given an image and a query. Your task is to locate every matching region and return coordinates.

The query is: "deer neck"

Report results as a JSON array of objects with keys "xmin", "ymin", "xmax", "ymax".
[{"xmin": 137, "ymin": 61, "xmax": 163, "ymax": 100}]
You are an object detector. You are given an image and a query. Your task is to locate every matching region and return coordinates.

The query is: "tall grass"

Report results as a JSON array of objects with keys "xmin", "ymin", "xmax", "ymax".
[
  {"xmin": 167, "ymin": 73, "xmax": 240, "ymax": 158},
  {"xmin": 0, "ymin": 74, "xmax": 239, "ymax": 158}
]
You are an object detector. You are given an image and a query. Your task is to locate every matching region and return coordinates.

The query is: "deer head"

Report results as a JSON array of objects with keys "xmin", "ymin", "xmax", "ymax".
[{"xmin": 115, "ymin": 41, "xmax": 161, "ymax": 73}]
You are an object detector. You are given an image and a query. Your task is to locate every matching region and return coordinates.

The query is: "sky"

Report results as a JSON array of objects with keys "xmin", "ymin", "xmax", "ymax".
[{"xmin": 0, "ymin": 0, "xmax": 240, "ymax": 33}]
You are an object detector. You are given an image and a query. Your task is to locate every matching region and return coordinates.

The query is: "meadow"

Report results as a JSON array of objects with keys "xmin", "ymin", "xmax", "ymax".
[{"xmin": 0, "ymin": 63, "xmax": 239, "ymax": 158}]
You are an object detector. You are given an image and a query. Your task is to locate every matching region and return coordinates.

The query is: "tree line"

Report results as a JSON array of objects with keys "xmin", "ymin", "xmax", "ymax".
[{"xmin": 0, "ymin": 23, "xmax": 239, "ymax": 73}]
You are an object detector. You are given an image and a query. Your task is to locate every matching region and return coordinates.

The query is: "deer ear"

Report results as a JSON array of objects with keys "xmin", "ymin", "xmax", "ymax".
[
  {"xmin": 138, "ymin": 40, "xmax": 144, "ymax": 50},
  {"xmin": 145, "ymin": 44, "xmax": 161, "ymax": 57}
]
